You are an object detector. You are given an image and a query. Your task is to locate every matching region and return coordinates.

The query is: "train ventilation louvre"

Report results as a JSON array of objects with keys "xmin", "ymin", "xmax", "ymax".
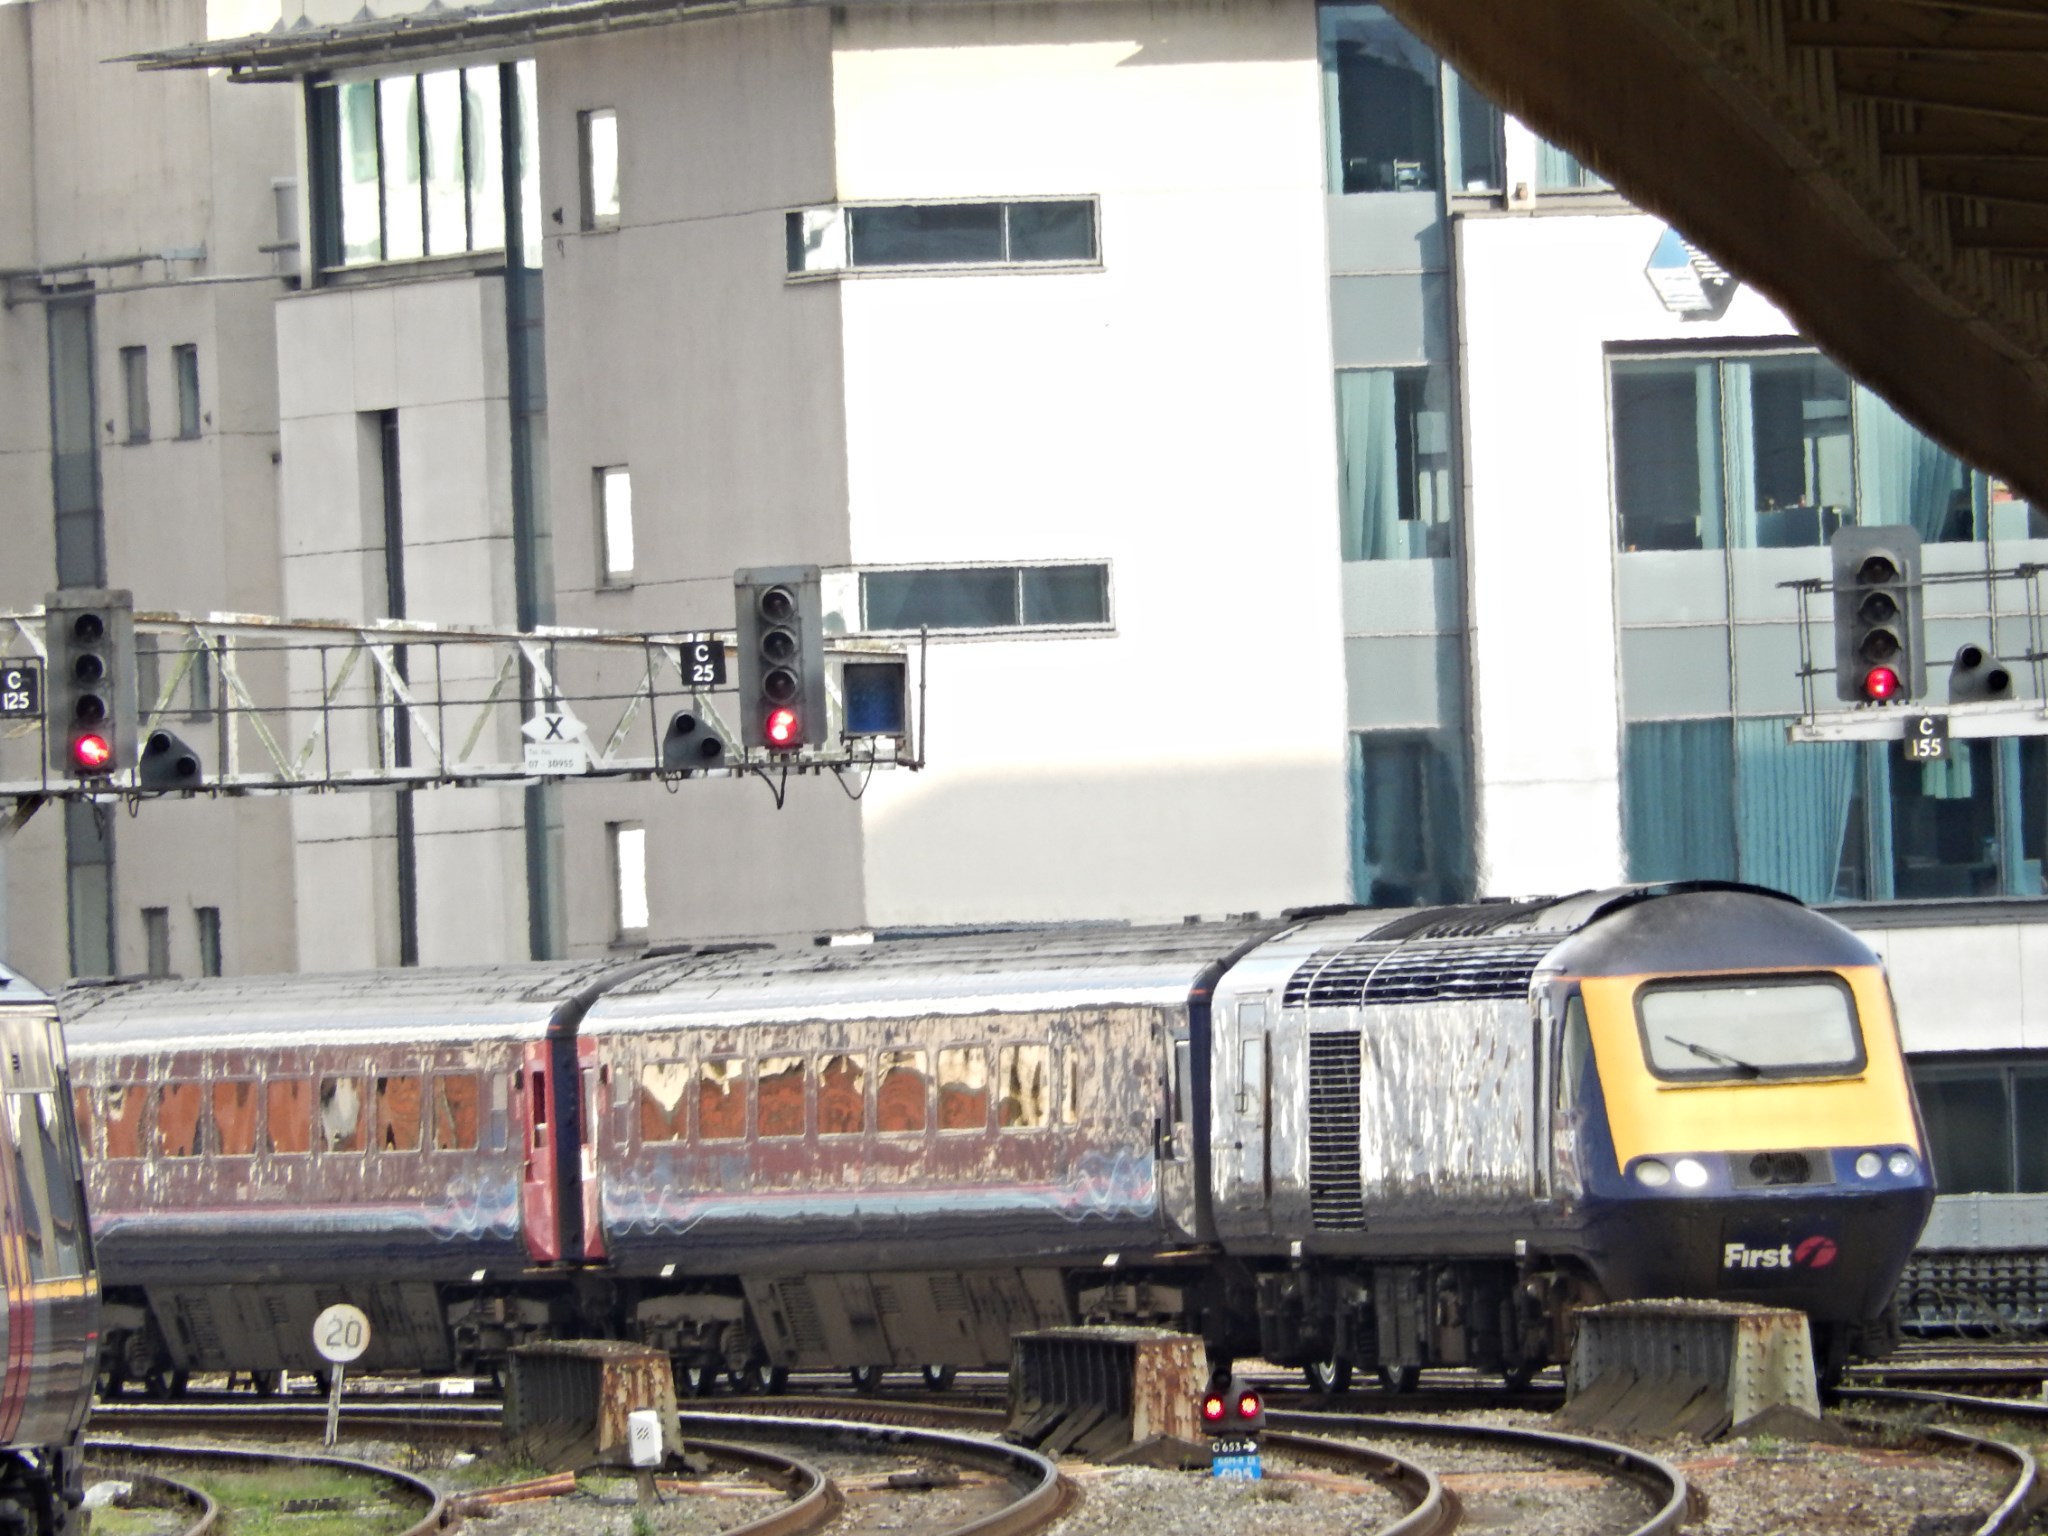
[
  {"xmin": 1283, "ymin": 939, "xmax": 1557, "ymax": 1009},
  {"xmin": 1308, "ymin": 1031, "xmax": 1366, "ymax": 1231},
  {"xmin": 770, "ymin": 1280, "xmax": 830, "ymax": 1357}
]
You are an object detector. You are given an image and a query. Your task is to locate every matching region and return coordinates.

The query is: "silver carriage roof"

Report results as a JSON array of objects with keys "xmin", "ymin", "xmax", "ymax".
[
  {"xmin": 59, "ymin": 958, "xmax": 626, "ymax": 1053},
  {"xmin": 580, "ymin": 919, "xmax": 1280, "ymax": 1033},
  {"xmin": 0, "ymin": 963, "xmax": 51, "ymax": 1006}
]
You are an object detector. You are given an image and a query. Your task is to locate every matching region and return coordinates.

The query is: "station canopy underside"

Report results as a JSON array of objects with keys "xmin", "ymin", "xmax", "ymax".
[{"xmin": 1385, "ymin": 0, "xmax": 2048, "ymax": 507}]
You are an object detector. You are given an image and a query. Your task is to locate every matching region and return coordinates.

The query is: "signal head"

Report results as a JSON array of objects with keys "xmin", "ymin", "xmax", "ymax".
[
  {"xmin": 71, "ymin": 613, "xmax": 104, "ymax": 645},
  {"xmin": 71, "ymin": 733, "xmax": 113, "ymax": 773},
  {"xmin": 758, "ymin": 585, "xmax": 798, "ymax": 624},
  {"xmin": 1857, "ymin": 554, "xmax": 1898, "ymax": 585},
  {"xmin": 1863, "ymin": 665, "xmax": 1901, "ymax": 701},
  {"xmin": 1236, "ymin": 1389, "xmax": 1263, "ymax": 1421},
  {"xmin": 765, "ymin": 706, "xmax": 800, "ymax": 748},
  {"xmin": 1200, "ymin": 1392, "xmax": 1226, "ymax": 1427}
]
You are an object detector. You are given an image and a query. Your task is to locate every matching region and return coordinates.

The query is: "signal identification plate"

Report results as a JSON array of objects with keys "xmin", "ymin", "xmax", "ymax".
[
  {"xmin": 0, "ymin": 663, "xmax": 38, "ymax": 719},
  {"xmin": 1904, "ymin": 714, "xmax": 1948, "ymax": 761}
]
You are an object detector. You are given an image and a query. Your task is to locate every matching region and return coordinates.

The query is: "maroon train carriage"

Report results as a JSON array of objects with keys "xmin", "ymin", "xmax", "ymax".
[{"xmin": 0, "ymin": 965, "xmax": 97, "ymax": 1536}]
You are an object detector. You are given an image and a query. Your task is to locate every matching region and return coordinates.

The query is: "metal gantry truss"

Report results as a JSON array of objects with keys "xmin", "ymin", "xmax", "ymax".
[
  {"xmin": 1785, "ymin": 563, "xmax": 2048, "ymax": 743},
  {"xmin": 0, "ymin": 608, "xmax": 923, "ymax": 807}
]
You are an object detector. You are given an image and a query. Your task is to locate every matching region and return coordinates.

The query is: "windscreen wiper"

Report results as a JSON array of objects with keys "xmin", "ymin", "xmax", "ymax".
[{"xmin": 1664, "ymin": 1035, "xmax": 1763, "ymax": 1077}]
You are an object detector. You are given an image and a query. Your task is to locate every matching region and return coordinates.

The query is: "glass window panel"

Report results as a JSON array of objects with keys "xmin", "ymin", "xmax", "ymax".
[
  {"xmin": 464, "ymin": 67, "xmax": 505, "ymax": 253},
  {"xmin": 376, "ymin": 1074, "xmax": 423, "ymax": 1151},
  {"xmin": 173, "ymin": 345, "xmax": 200, "ymax": 439},
  {"xmin": 1619, "ymin": 626, "xmax": 1732, "ymax": 721},
  {"xmin": 1613, "ymin": 358, "xmax": 1720, "ymax": 552},
  {"xmin": 1916, "ymin": 1071, "xmax": 2012, "ymax": 1193},
  {"xmin": 936, "ymin": 1047, "xmax": 988, "ymax": 1131},
  {"xmin": 434, "ymin": 1073, "xmax": 479, "ymax": 1150},
  {"xmin": 787, "ymin": 208, "xmax": 848, "ymax": 273},
  {"xmin": 265, "ymin": 1079, "xmax": 311, "ymax": 1154},
  {"xmin": 516, "ymin": 61, "xmax": 541, "ymax": 269},
  {"xmin": 1624, "ymin": 719, "xmax": 1737, "ymax": 882},
  {"xmin": 318, "ymin": 1075, "xmax": 365, "ymax": 1153},
  {"xmin": 758, "ymin": 1055, "xmax": 804, "ymax": 1137},
  {"xmin": 1350, "ymin": 730, "xmax": 1472, "ymax": 905},
  {"xmin": 1735, "ymin": 719, "xmax": 1864, "ymax": 904},
  {"xmin": 1006, "ymin": 201, "xmax": 1095, "ymax": 262},
  {"xmin": 1319, "ymin": 4, "xmax": 1441, "ymax": 193},
  {"xmin": 1536, "ymin": 140, "xmax": 1611, "ymax": 190},
  {"xmin": 877, "ymin": 1050, "xmax": 928, "ymax": 1134},
  {"xmin": 581, "ymin": 108, "xmax": 619, "ymax": 228},
  {"xmin": 611, "ymin": 823, "xmax": 648, "ymax": 934},
  {"xmin": 143, "ymin": 907, "xmax": 170, "ymax": 978},
  {"xmin": 196, "ymin": 905, "xmax": 222, "ymax": 975},
  {"xmin": 213, "ymin": 1080, "xmax": 259, "ymax": 1156},
  {"xmin": 121, "ymin": 346, "xmax": 149, "ymax": 443},
  {"xmin": 72, "ymin": 1086, "xmax": 93, "ymax": 1160},
  {"xmin": 155, "ymin": 1082, "xmax": 202, "ymax": 1157},
  {"xmin": 1062, "ymin": 1052, "xmax": 1081, "ymax": 1126},
  {"xmin": 1020, "ymin": 565, "xmax": 1108, "ymax": 625},
  {"xmin": 103, "ymin": 1084, "xmax": 145, "ymax": 1159},
  {"xmin": 850, "ymin": 204, "xmax": 1004, "ymax": 266},
  {"xmin": 1337, "ymin": 367, "xmax": 1456, "ymax": 562},
  {"xmin": 1890, "ymin": 737, "xmax": 1999, "ymax": 899},
  {"xmin": 638, "ymin": 1061, "xmax": 690, "ymax": 1142},
  {"xmin": 818, "ymin": 1053, "xmax": 866, "ymax": 1136},
  {"xmin": 379, "ymin": 74, "xmax": 425, "ymax": 262},
  {"xmin": 996, "ymin": 1044, "xmax": 1050, "ymax": 1129},
  {"xmin": 599, "ymin": 467, "xmax": 634, "ymax": 580},
  {"xmin": 2017, "ymin": 1069, "xmax": 2048, "ymax": 1192},
  {"xmin": 421, "ymin": 70, "xmax": 467, "ymax": 256},
  {"xmin": 32, "ymin": 1095, "xmax": 85, "ymax": 1278},
  {"xmin": 1855, "ymin": 385, "xmax": 1973, "ymax": 543},
  {"xmin": 1445, "ymin": 68, "xmax": 1502, "ymax": 192},
  {"xmin": 338, "ymin": 80, "xmax": 383, "ymax": 263},
  {"xmin": 1729, "ymin": 355, "xmax": 1854, "ymax": 549},
  {"xmin": 1638, "ymin": 979, "xmax": 1862, "ymax": 1079},
  {"xmin": 864, "ymin": 569, "xmax": 1018, "ymax": 630},
  {"xmin": 699, "ymin": 1058, "xmax": 744, "ymax": 1140}
]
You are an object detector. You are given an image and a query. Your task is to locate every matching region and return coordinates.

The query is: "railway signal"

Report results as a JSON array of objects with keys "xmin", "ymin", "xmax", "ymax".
[
  {"xmin": 1949, "ymin": 642, "xmax": 2016, "ymax": 703},
  {"xmin": 44, "ymin": 589, "xmax": 136, "ymax": 778},
  {"xmin": 660, "ymin": 710, "xmax": 725, "ymax": 773},
  {"xmin": 734, "ymin": 566, "xmax": 826, "ymax": 750},
  {"xmin": 1830, "ymin": 527, "xmax": 1923, "ymax": 703},
  {"xmin": 138, "ymin": 728, "xmax": 203, "ymax": 788},
  {"xmin": 1201, "ymin": 1373, "xmax": 1265, "ymax": 1480}
]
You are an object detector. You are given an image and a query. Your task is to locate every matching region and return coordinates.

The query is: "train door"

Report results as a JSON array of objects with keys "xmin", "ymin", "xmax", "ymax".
[
  {"xmin": 1158, "ymin": 1026, "xmax": 1198, "ymax": 1236},
  {"xmin": 578, "ymin": 1040, "xmax": 607, "ymax": 1262},
  {"xmin": 517, "ymin": 1042, "xmax": 565, "ymax": 1263},
  {"xmin": 1217, "ymin": 996, "xmax": 1273, "ymax": 1230}
]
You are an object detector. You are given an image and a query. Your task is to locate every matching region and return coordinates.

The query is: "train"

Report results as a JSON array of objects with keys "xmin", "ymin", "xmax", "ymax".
[
  {"xmin": 0, "ymin": 964, "xmax": 98, "ymax": 1536},
  {"xmin": 56, "ymin": 880, "xmax": 1933, "ymax": 1397}
]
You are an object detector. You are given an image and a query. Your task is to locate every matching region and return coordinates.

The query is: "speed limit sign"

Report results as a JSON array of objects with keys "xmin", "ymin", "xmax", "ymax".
[{"xmin": 312, "ymin": 1303, "xmax": 372, "ymax": 1365}]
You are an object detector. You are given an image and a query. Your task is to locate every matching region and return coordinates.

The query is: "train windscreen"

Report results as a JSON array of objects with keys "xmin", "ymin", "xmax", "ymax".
[{"xmin": 1635, "ymin": 975, "xmax": 1864, "ymax": 1080}]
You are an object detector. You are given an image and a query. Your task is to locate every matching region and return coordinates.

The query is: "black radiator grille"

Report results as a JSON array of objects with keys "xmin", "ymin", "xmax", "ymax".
[
  {"xmin": 1308, "ymin": 1030, "xmax": 1365, "ymax": 1231},
  {"xmin": 1284, "ymin": 939, "xmax": 1555, "ymax": 1008}
]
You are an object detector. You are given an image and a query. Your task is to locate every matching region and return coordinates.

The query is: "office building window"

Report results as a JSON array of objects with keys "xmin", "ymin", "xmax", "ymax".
[
  {"xmin": 788, "ymin": 200, "xmax": 1098, "ymax": 275},
  {"xmin": 1537, "ymin": 143, "xmax": 1612, "ymax": 192},
  {"xmin": 1909, "ymin": 1057, "xmax": 2048, "ymax": 1194},
  {"xmin": 120, "ymin": 347, "xmax": 149, "ymax": 444},
  {"xmin": 195, "ymin": 907, "xmax": 222, "ymax": 977},
  {"xmin": 580, "ymin": 109, "xmax": 620, "ymax": 229},
  {"xmin": 1337, "ymin": 366, "xmax": 1455, "ymax": 560},
  {"xmin": 173, "ymin": 345, "xmax": 200, "ymax": 439},
  {"xmin": 597, "ymin": 467, "xmax": 633, "ymax": 583},
  {"xmin": 1350, "ymin": 731, "xmax": 1472, "ymax": 905},
  {"xmin": 142, "ymin": 908, "xmax": 171, "ymax": 978},
  {"xmin": 610, "ymin": 822, "xmax": 648, "ymax": 939},
  {"xmin": 861, "ymin": 564, "xmax": 1110, "ymax": 632},
  {"xmin": 1445, "ymin": 69, "xmax": 1503, "ymax": 194},
  {"xmin": 316, "ymin": 64, "xmax": 516, "ymax": 269}
]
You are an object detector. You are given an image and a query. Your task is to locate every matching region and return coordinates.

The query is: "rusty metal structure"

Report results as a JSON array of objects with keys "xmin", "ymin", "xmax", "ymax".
[
  {"xmin": 60, "ymin": 883, "xmax": 1931, "ymax": 1397},
  {"xmin": 1384, "ymin": 0, "xmax": 2048, "ymax": 511},
  {"xmin": 504, "ymin": 1340, "xmax": 681, "ymax": 1468}
]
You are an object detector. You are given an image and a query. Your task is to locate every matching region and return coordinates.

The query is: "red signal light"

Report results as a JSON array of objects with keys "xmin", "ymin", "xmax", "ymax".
[
  {"xmin": 1863, "ymin": 665, "xmax": 1900, "ymax": 701},
  {"xmin": 1200, "ymin": 1393, "xmax": 1226, "ymax": 1425},
  {"xmin": 71, "ymin": 733, "xmax": 113, "ymax": 772},
  {"xmin": 1236, "ymin": 1390, "xmax": 1262, "ymax": 1420},
  {"xmin": 765, "ymin": 706, "xmax": 800, "ymax": 748}
]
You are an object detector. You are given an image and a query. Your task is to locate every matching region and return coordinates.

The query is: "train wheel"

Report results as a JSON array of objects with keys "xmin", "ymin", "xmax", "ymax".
[
  {"xmin": 764, "ymin": 1367, "xmax": 790, "ymax": 1396},
  {"xmin": 689, "ymin": 1366, "xmax": 722, "ymax": 1398},
  {"xmin": 1303, "ymin": 1359, "xmax": 1352, "ymax": 1395},
  {"xmin": 96, "ymin": 1364, "xmax": 127, "ymax": 1401},
  {"xmin": 921, "ymin": 1365, "xmax": 957, "ymax": 1391},
  {"xmin": 250, "ymin": 1371, "xmax": 281, "ymax": 1398},
  {"xmin": 849, "ymin": 1365, "xmax": 885, "ymax": 1394},
  {"xmin": 1501, "ymin": 1363, "xmax": 1539, "ymax": 1392},
  {"xmin": 728, "ymin": 1363, "xmax": 767, "ymax": 1396},
  {"xmin": 1376, "ymin": 1364, "xmax": 1419, "ymax": 1394}
]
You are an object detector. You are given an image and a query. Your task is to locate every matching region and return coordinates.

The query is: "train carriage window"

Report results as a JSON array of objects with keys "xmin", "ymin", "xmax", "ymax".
[
  {"xmin": 318, "ymin": 1076, "xmax": 366, "ymax": 1153},
  {"xmin": 818, "ymin": 1053, "xmax": 866, "ymax": 1136},
  {"xmin": 154, "ymin": 1082, "xmax": 202, "ymax": 1158},
  {"xmin": 639, "ymin": 1061, "xmax": 690, "ymax": 1142},
  {"xmin": 34, "ymin": 1094, "xmax": 86, "ymax": 1278},
  {"xmin": 877, "ymin": 1050, "xmax": 929, "ymax": 1134},
  {"xmin": 72, "ymin": 1086, "xmax": 94, "ymax": 1159},
  {"xmin": 6, "ymin": 1093, "xmax": 86, "ymax": 1280},
  {"xmin": 937, "ymin": 1048, "xmax": 988, "ymax": 1131},
  {"xmin": 433, "ymin": 1074, "xmax": 480, "ymax": 1151},
  {"xmin": 265, "ymin": 1079, "xmax": 311, "ymax": 1155},
  {"xmin": 758, "ymin": 1056, "xmax": 805, "ymax": 1138},
  {"xmin": 1635, "ymin": 976, "xmax": 1863, "ymax": 1080},
  {"xmin": 699, "ymin": 1058, "xmax": 745, "ymax": 1141},
  {"xmin": 213, "ymin": 1080, "xmax": 259, "ymax": 1156},
  {"xmin": 376, "ymin": 1075, "xmax": 423, "ymax": 1151},
  {"xmin": 997, "ymin": 1044, "xmax": 1050, "ymax": 1129},
  {"xmin": 1061, "ymin": 1050, "xmax": 1081, "ymax": 1126},
  {"xmin": 103, "ymin": 1083, "xmax": 147, "ymax": 1159}
]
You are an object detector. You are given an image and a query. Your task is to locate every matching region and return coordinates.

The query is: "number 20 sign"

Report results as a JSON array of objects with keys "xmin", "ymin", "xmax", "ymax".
[{"xmin": 312, "ymin": 1302, "xmax": 372, "ymax": 1364}]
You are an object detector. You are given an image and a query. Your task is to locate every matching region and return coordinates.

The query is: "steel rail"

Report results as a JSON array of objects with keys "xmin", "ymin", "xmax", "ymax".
[
  {"xmin": 1260, "ymin": 1428, "xmax": 1450, "ymax": 1536},
  {"xmin": 83, "ymin": 1437, "xmax": 452, "ymax": 1536},
  {"xmin": 679, "ymin": 1410, "xmax": 1068, "ymax": 1536},
  {"xmin": 82, "ymin": 1464, "xmax": 219, "ymax": 1536},
  {"xmin": 1269, "ymin": 1409, "xmax": 1691, "ymax": 1536},
  {"xmin": 1838, "ymin": 1391, "xmax": 2047, "ymax": 1536},
  {"xmin": 678, "ymin": 1437, "xmax": 840, "ymax": 1536}
]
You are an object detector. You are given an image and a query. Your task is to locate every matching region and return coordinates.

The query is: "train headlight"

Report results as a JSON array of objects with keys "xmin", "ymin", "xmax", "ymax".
[
  {"xmin": 1634, "ymin": 1159, "xmax": 1672, "ymax": 1188},
  {"xmin": 1673, "ymin": 1157, "xmax": 1710, "ymax": 1189},
  {"xmin": 1887, "ymin": 1151, "xmax": 1919, "ymax": 1178},
  {"xmin": 1855, "ymin": 1151, "xmax": 1883, "ymax": 1179}
]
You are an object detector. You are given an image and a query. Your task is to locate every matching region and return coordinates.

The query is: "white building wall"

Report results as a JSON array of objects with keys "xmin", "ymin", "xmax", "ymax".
[
  {"xmin": 831, "ymin": 0, "xmax": 1351, "ymax": 925},
  {"xmin": 1453, "ymin": 202, "xmax": 1799, "ymax": 898}
]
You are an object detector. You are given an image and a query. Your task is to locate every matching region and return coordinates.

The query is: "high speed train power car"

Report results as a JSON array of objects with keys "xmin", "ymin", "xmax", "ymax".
[
  {"xmin": 0, "ymin": 965, "xmax": 98, "ymax": 1535},
  {"xmin": 59, "ymin": 881, "xmax": 1932, "ymax": 1395}
]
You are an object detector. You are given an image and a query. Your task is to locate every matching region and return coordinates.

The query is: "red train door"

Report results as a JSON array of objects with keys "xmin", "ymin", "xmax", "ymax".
[{"xmin": 518, "ymin": 1042, "xmax": 562, "ymax": 1264}]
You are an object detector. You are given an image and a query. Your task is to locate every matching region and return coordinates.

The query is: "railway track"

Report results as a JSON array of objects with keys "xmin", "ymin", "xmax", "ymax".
[{"xmin": 83, "ymin": 1437, "xmax": 449, "ymax": 1536}]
